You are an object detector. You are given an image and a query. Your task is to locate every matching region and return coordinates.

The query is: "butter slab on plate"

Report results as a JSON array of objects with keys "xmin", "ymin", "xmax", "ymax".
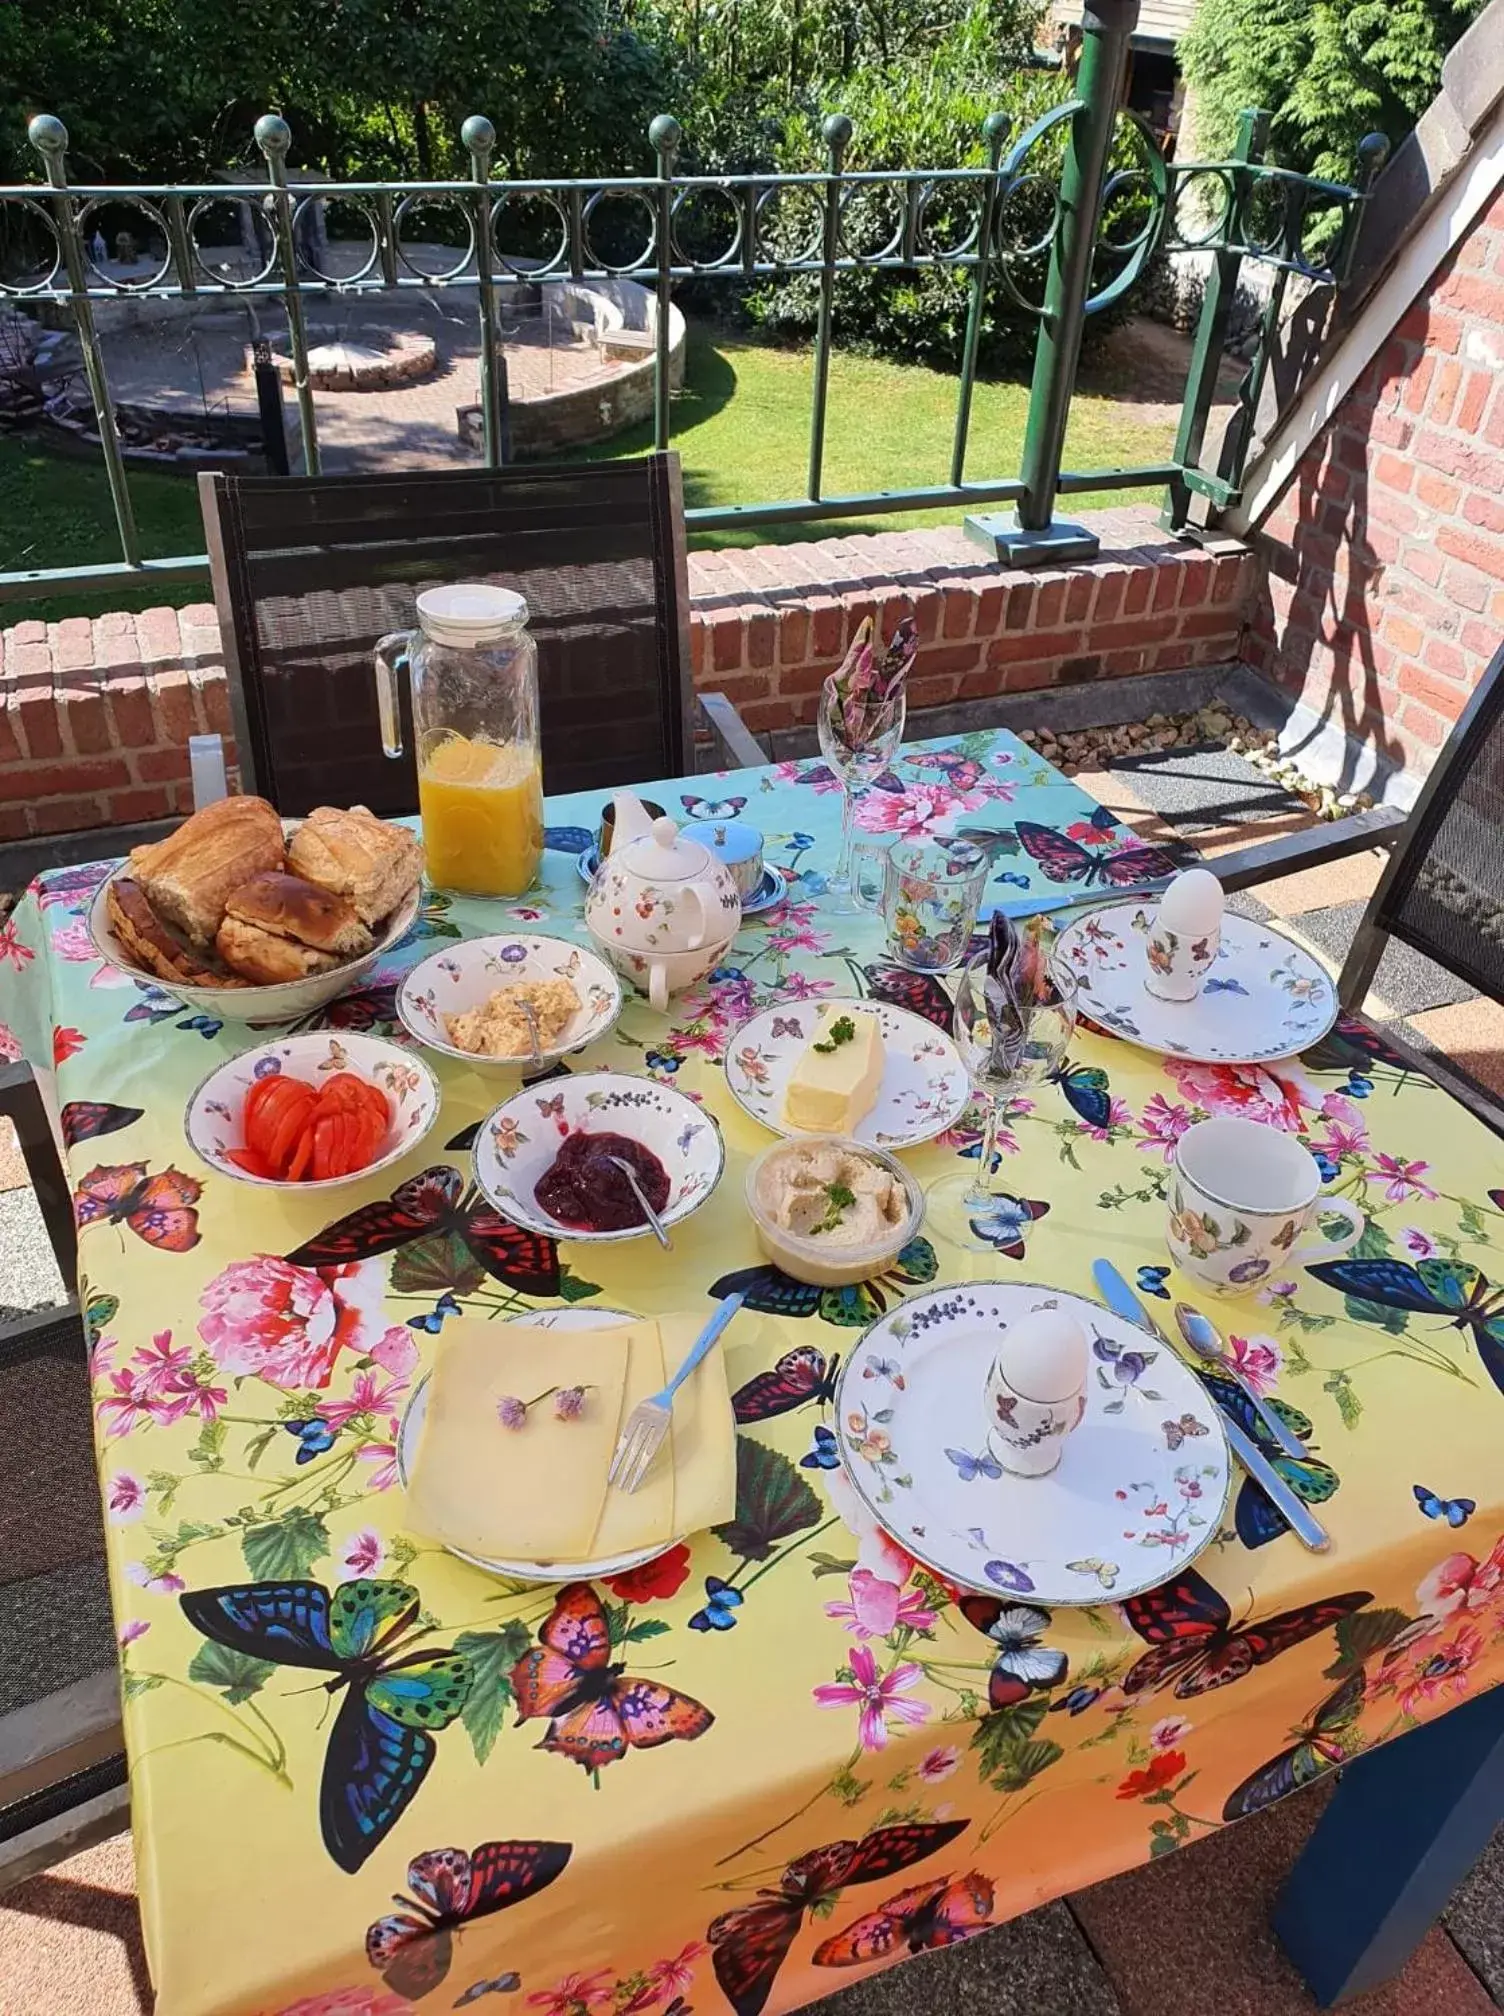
[
  {"xmin": 724, "ymin": 994, "xmax": 970, "ymax": 1150},
  {"xmin": 783, "ymin": 1004, "xmax": 885, "ymax": 1133}
]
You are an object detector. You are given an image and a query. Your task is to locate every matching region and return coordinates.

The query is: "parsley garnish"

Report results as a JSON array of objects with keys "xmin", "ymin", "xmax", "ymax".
[
  {"xmin": 809, "ymin": 1180, "xmax": 857, "ymax": 1235},
  {"xmin": 812, "ymin": 1014, "xmax": 857, "ymax": 1055}
]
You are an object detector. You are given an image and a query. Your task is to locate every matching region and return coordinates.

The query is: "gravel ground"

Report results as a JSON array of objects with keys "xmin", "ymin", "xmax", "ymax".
[{"xmin": 0, "ymin": 1182, "xmax": 67, "ymax": 1316}]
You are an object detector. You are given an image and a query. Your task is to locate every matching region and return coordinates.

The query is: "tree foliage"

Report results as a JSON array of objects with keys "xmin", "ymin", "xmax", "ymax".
[{"xmin": 1180, "ymin": 0, "xmax": 1482, "ymax": 187}]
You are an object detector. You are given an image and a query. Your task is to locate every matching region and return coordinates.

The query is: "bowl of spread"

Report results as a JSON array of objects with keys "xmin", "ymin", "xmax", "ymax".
[{"xmin": 745, "ymin": 1135, "xmax": 924, "ymax": 1286}]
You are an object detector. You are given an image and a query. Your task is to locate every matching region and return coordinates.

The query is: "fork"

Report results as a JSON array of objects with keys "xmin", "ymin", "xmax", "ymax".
[{"xmin": 607, "ymin": 1292, "xmax": 746, "ymax": 1494}]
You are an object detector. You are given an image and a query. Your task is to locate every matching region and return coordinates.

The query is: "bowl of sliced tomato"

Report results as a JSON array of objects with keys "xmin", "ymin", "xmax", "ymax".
[{"xmin": 184, "ymin": 1032, "xmax": 441, "ymax": 1190}]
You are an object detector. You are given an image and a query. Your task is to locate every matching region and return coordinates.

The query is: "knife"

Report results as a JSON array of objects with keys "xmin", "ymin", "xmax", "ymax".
[{"xmin": 1091, "ymin": 1259, "xmax": 1331, "ymax": 1554}]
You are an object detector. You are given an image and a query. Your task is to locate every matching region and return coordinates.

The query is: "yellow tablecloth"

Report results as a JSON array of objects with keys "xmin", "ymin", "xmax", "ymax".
[{"xmin": 3, "ymin": 730, "xmax": 1502, "ymax": 2016}]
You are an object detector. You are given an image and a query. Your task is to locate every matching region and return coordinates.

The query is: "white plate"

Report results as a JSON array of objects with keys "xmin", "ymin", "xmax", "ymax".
[
  {"xmin": 395, "ymin": 1306, "xmax": 680, "ymax": 1583},
  {"xmin": 184, "ymin": 1031, "xmax": 440, "ymax": 1191},
  {"xmin": 397, "ymin": 933, "xmax": 623, "ymax": 1072},
  {"xmin": 723, "ymin": 996, "xmax": 970, "ymax": 1150},
  {"xmin": 578, "ymin": 847, "xmax": 788, "ymax": 917},
  {"xmin": 836, "ymin": 1280, "xmax": 1231, "ymax": 1606},
  {"xmin": 473, "ymin": 1069, "xmax": 725, "ymax": 1244},
  {"xmin": 88, "ymin": 860, "xmax": 422, "ymax": 1025},
  {"xmin": 1053, "ymin": 904, "xmax": 1338, "ymax": 1063}
]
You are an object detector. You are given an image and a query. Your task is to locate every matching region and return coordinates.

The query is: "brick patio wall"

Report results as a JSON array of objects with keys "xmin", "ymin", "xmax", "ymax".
[
  {"xmin": 1242, "ymin": 189, "xmax": 1504, "ymax": 774},
  {"xmin": 0, "ymin": 505, "xmax": 1255, "ymax": 841}
]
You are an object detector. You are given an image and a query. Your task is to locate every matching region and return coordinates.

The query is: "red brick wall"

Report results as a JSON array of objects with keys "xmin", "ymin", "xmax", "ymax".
[
  {"xmin": 0, "ymin": 507, "xmax": 1255, "ymax": 840},
  {"xmin": 1244, "ymin": 189, "xmax": 1504, "ymax": 772}
]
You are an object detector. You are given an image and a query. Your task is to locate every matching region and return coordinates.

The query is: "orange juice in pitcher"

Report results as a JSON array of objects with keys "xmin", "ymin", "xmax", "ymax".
[
  {"xmin": 374, "ymin": 585, "xmax": 543, "ymax": 898},
  {"xmin": 418, "ymin": 734, "xmax": 543, "ymax": 897}
]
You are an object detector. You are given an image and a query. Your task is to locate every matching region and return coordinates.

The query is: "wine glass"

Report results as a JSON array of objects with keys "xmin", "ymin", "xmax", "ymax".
[
  {"xmin": 929, "ymin": 952, "xmax": 1079, "ymax": 1250},
  {"xmin": 818, "ymin": 673, "xmax": 906, "ymax": 913}
]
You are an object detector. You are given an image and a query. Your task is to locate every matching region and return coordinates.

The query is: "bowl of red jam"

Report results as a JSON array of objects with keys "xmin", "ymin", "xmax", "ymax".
[{"xmin": 472, "ymin": 1071, "xmax": 725, "ymax": 1243}]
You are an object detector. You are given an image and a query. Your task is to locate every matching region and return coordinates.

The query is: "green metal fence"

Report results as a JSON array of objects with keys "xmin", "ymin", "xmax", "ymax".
[{"xmin": 0, "ymin": 0, "xmax": 1386, "ymax": 605}]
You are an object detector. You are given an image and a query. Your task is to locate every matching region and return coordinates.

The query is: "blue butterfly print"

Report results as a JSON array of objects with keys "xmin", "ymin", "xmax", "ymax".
[
  {"xmin": 1308, "ymin": 1257, "xmax": 1504, "ymax": 1396},
  {"xmin": 709, "ymin": 964, "xmax": 747, "ymax": 984},
  {"xmin": 946, "ymin": 1446, "xmax": 1003, "ymax": 1483},
  {"xmin": 1414, "ymin": 1484, "xmax": 1475, "ymax": 1527},
  {"xmin": 968, "ymin": 1193, "xmax": 1050, "ymax": 1260},
  {"xmin": 688, "ymin": 1576, "xmax": 744, "ymax": 1633},
  {"xmin": 1343, "ymin": 1071, "xmax": 1373, "ymax": 1099},
  {"xmin": 1137, "ymin": 1265, "xmax": 1171, "ymax": 1301},
  {"xmin": 408, "ymin": 1291, "xmax": 462, "ymax": 1335},
  {"xmin": 1051, "ymin": 1059, "xmax": 1113, "ymax": 1129},
  {"xmin": 801, "ymin": 1424, "xmax": 841, "ymax": 1470},
  {"xmin": 644, "ymin": 1050, "xmax": 682, "ymax": 1075},
  {"xmin": 1197, "ymin": 1370, "xmax": 1339, "ymax": 1548},
  {"xmin": 455, "ymin": 1975, "xmax": 522, "ymax": 2005},
  {"xmin": 544, "ymin": 824, "xmax": 594, "ymax": 855},
  {"xmin": 1050, "ymin": 1682, "xmax": 1107, "ymax": 1716},
  {"xmin": 789, "ymin": 831, "xmax": 816, "ymax": 851},
  {"xmin": 178, "ymin": 1579, "xmax": 472, "ymax": 1872},
  {"xmin": 1203, "ymin": 977, "xmax": 1249, "ymax": 997},
  {"xmin": 994, "ymin": 871, "xmax": 1031, "ymax": 890},
  {"xmin": 1313, "ymin": 1152, "xmax": 1341, "ymax": 1183},
  {"xmin": 284, "ymin": 1418, "xmax": 337, "ymax": 1464}
]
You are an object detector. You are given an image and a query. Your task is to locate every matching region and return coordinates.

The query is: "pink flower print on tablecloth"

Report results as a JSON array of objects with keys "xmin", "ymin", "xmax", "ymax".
[
  {"xmin": 1164, "ymin": 1059, "xmax": 1311, "ymax": 1133},
  {"xmin": 824, "ymin": 1567, "xmax": 937, "ymax": 1641},
  {"xmin": 813, "ymin": 1642, "xmax": 930, "ymax": 1751},
  {"xmin": 198, "ymin": 1257, "xmax": 416, "ymax": 1391}
]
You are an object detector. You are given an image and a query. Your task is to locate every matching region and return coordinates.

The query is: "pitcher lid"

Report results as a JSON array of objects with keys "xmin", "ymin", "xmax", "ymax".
[{"xmin": 416, "ymin": 584, "xmax": 528, "ymax": 647}]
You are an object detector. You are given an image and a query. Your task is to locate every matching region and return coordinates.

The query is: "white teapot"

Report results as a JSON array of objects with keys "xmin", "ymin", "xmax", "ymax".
[{"xmin": 585, "ymin": 795, "xmax": 742, "ymax": 1011}]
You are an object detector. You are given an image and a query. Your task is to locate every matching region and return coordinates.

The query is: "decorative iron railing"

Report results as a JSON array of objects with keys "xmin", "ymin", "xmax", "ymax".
[{"xmin": 0, "ymin": 0, "xmax": 1386, "ymax": 604}]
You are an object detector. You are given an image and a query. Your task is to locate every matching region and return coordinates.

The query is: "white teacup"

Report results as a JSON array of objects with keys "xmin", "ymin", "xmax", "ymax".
[{"xmin": 1167, "ymin": 1115, "xmax": 1364, "ymax": 1295}]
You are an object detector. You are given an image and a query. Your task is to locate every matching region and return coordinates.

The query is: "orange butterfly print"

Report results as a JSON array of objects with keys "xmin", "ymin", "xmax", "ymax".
[
  {"xmin": 74, "ymin": 1162, "xmax": 202, "ymax": 1252},
  {"xmin": 812, "ymin": 1871, "xmax": 995, "ymax": 1966},
  {"xmin": 508, "ymin": 1582, "xmax": 713, "ymax": 1772},
  {"xmin": 707, "ymin": 1821, "xmax": 969, "ymax": 2016}
]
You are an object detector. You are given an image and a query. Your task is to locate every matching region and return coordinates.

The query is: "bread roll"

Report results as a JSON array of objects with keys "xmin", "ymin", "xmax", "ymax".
[
  {"xmin": 130, "ymin": 795, "xmax": 285, "ymax": 945},
  {"xmin": 288, "ymin": 806, "xmax": 422, "ymax": 927},
  {"xmin": 108, "ymin": 876, "xmax": 249, "ymax": 988},
  {"xmin": 223, "ymin": 873, "xmax": 373, "ymax": 958},
  {"xmin": 215, "ymin": 915, "xmax": 343, "ymax": 986}
]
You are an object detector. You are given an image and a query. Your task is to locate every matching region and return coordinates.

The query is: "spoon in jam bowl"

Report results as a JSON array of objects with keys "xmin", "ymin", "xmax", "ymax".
[{"xmin": 598, "ymin": 1153, "xmax": 672, "ymax": 1249}]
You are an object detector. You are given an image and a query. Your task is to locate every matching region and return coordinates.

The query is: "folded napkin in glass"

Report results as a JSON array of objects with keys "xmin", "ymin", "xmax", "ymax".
[{"xmin": 404, "ymin": 1315, "xmax": 736, "ymax": 1563}]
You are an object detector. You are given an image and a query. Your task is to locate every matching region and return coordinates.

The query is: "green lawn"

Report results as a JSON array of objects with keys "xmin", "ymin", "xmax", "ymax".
[{"xmin": 1, "ymin": 321, "xmax": 1178, "ymax": 621}]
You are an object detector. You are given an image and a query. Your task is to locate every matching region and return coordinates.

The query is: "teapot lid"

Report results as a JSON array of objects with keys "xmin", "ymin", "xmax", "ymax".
[
  {"xmin": 624, "ymin": 814, "xmax": 711, "ymax": 882},
  {"xmin": 416, "ymin": 584, "xmax": 528, "ymax": 648}
]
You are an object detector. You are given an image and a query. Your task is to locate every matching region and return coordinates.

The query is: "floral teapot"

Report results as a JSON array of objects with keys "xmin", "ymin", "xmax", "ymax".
[{"xmin": 585, "ymin": 795, "xmax": 742, "ymax": 1011}]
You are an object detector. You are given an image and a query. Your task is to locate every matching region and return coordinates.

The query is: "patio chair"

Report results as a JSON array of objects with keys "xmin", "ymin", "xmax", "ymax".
[
  {"xmin": 199, "ymin": 454, "xmax": 764, "ymax": 817},
  {"xmin": 1215, "ymin": 640, "xmax": 1504, "ymax": 1132},
  {"xmin": 0, "ymin": 1063, "xmax": 126, "ymax": 1891}
]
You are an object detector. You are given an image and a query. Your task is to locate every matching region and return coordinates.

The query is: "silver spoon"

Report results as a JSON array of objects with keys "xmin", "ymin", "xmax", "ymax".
[
  {"xmin": 1173, "ymin": 1301, "xmax": 1307, "ymax": 1460},
  {"xmin": 603, "ymin": 1154, "xmax": 671, "ymax": 1250},
  {"xmin": 518, "ymin": 997, "xmax": 543, "ymax": 1070}
]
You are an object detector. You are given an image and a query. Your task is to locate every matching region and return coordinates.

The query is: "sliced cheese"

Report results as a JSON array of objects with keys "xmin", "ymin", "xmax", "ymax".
[
  {"xmin": 783, "ymin": 1004, "xmax": 885, "ymax": 1133},
  {"xmin": 589, "ymin": 1311, "xmax": 737, "ymax": 1558},
  {"xmin": 404, "ymin": 1318, "xmax": 633, "ymax": 1561}
]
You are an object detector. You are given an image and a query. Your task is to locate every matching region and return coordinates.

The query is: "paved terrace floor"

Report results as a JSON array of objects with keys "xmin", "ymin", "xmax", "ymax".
[{"xmin": 2, "ymin": 733, "xmax": 1502, "ymax": 2012}]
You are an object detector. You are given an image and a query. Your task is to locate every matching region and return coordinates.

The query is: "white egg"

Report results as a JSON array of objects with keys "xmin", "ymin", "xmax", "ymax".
[
  {"xmin": 997, "ymin": 1307, "xmax": 1089, "ymax": 1402},
  {"xmin": 1156, "ymin": 866, "xmax": 1224, "ymax": 937}
]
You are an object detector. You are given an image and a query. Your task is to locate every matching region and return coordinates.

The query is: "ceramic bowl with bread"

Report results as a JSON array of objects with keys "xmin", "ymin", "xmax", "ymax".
[{"xmin": 90, "ymin": 796, "xmax": 424, "ymax": 1023}]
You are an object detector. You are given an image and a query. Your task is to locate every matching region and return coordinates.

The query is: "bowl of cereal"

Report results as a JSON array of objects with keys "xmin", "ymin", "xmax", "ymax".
[{"xmin": 396, "ymin": 934, "xmax": 623, "ymax": 1072}]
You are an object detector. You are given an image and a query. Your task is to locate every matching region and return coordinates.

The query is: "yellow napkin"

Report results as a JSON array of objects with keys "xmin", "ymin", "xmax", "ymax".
[{"xmin": 405, "ymin": 1314, "xmax": 736, "ymax": 1565}]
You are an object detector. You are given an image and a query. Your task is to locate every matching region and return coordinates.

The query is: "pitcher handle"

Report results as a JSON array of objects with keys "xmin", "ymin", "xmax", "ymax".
[
  {"xmin": 373, "ymin": 632, "xmax": 411, "ymax": 760},
  {"xmin": 1293, "ymin": 1197, "xmax": 1365, "ymax": 1263}
]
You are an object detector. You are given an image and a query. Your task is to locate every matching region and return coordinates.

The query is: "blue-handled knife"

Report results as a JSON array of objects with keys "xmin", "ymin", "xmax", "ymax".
[{"xmin": 1091, "ymin": 1259, "xmax": 1330, "ymax": 1554}]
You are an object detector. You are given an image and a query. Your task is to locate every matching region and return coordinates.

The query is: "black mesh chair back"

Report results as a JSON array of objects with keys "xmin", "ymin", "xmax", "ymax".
[
  {"xmin": 201, "ymin": 456, "xmax": 695, "ymax": 817},
  {"xmin": 1360, "ymin": 643, "xmax": 1504, "ymax": 1004}
]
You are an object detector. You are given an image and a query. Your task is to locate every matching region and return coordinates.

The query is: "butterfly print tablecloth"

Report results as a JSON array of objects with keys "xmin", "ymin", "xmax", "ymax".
[{"xmin": 4, "ymin": 729, "xmax": 1504, "ymax": 2016}]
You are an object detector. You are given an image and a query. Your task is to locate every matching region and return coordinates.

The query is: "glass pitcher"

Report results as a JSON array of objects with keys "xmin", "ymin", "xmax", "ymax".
[{"xmin": 374, "ymin": 584, "xmax": 543, "ymax": 898}]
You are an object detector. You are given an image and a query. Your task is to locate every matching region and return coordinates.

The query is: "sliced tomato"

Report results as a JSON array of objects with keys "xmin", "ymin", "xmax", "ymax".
[
  {"xmin": 286, "ymin": 1124, "xmax": 316, "ymax": 1183},
  {"xmin": 226, "ymin": 1146, "xmax": 274, "ymax": 1178},
  {"xmin": 265, "ymin": 1094, "xmax": 316, "ymax": 1177},
  {"xmin": 312, "ymin": 1114, "xmax": 337, "ymax": 1182},
  {"xmin": 245, "ymin": 1074, "xmax": 315, "ymax": 1164}
]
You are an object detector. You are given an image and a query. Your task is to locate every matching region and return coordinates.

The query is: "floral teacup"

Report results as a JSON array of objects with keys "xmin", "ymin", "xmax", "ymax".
[{"xmin": 1167, "ymin": 1115, "xmax": 1364, "ymax": 1295}]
